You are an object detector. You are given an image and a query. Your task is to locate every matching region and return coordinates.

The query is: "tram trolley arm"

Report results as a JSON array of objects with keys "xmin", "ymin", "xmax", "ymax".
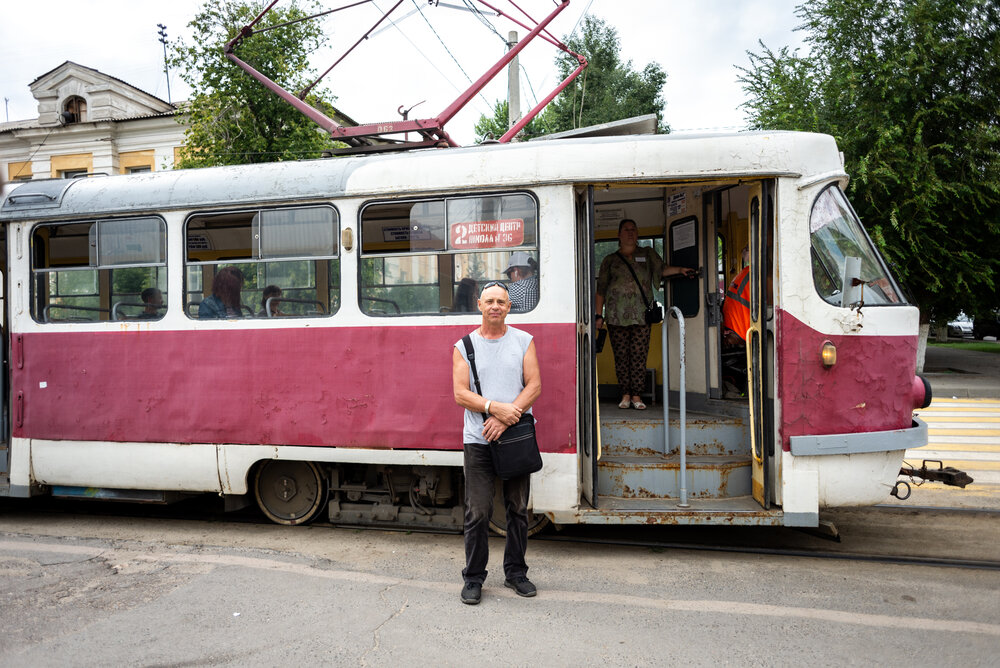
[{"xmin": 898, "ymin": 459, "xmax": 974, "ymax": 489}]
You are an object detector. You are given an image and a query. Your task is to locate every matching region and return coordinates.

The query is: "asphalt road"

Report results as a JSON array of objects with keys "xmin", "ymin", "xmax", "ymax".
[{"xmin": 0, "ymin": 507, "xmax": 998, "ymax": 667}]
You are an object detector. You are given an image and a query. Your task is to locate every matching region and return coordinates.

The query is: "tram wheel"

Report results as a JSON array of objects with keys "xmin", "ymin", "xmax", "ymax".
[
  {"xmin": 253, "ymin": 460, "xmax": 327, "ymax": 526},
  {"xmin": 488, "ymin": 480, "xmax": 551, "ymax": 537}
]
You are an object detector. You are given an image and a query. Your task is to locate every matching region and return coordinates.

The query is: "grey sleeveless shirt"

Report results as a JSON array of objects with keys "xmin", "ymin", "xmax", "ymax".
[{"xmin": 455, "ymin": 327, "xmax": 534, "ymax": 445}]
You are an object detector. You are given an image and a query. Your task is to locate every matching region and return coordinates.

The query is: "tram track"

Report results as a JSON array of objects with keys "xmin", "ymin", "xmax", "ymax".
[
  {"xmin": 3, "ymin": 497, "xmax": 999, "ymax": 572},
  {"xmin": 531, "ymin": 533, "xmax": 1000, "ymax": 572}
]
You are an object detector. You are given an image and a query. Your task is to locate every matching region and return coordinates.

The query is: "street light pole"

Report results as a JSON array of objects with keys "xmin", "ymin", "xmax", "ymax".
[{"xmin": 157, "ymin": 23, "xmax": 172, "ymax": 104}]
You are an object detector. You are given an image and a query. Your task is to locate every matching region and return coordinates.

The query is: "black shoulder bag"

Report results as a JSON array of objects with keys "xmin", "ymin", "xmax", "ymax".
[
  {"xmin": 616, "ymin": 251, "xmax": 663, "ymax": 324},
  {"xmin": 462, "ymin": 334, "xmax": 542, "ymax": 480}
]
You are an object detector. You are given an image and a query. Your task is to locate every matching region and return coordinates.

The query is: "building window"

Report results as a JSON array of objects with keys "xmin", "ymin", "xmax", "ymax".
[
  {"xmin": 359, "ymin": 192, "xmax": 539, "ymax": 315},
  {"xmin": 31, "ymin": 217, "xmax": 168, "ymax": 323},
  {"xmin": 60, "ymin": 169, "xmax": 89, "ymax": 179},
  {"xmin": 62, "ymin": 96, "xmax": 87, "ymax": 124},
  {"xmin": 127, "ymin": 166, "xmax": 152, "ymax": 174},
  {"xmin": 185, "ymin": 205, "xmax": 340, "ymax": 319}
]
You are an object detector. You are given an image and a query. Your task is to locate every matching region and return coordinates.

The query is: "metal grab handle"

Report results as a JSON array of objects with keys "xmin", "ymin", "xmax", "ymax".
[
  {"xmin": 662, "ymin": 306, "xmax": 688, "ymax": 508},
  {"xmin": 264, "ymin": 296, "xmax": 326, "ymax": 317}
]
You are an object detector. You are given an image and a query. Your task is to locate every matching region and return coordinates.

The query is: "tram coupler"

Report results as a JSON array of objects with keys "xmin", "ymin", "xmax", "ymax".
[{"xmin": 898, "ymin": 459, "xmax": 974, "ymax": 488}]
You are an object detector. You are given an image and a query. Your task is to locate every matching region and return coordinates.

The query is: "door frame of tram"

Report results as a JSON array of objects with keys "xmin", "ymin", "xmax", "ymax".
[
  {"xmin": 745, "ymin": 180, "xmax": 776, "ymax": 509},
  {"xmin": 576, "ymin": 186, "xmax": 598, "ymax": 506}
]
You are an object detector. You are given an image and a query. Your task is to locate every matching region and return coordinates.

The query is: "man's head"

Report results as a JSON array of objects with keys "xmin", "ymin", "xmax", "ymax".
[
  {"xmin": 478, "ymin": 281, "xmax": 511, "ymax": 325},
  {"xmin": 141, "ymin": 287, "xmax": 163, "ymax": 307},
  {"xmin": 503, "ymin": 251, "xmax": 536, "ymax": 282}
]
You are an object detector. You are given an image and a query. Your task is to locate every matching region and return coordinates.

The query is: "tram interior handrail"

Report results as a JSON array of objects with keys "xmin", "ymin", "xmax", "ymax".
[
  {"xmin": 43, "ymin": 303, "xmax": 110, "ymax": 323},
  {"xmin": 111, "ymin": 301, "xmax": 167, "ymax": 321},
  {"xmin": 662, "ymin": 304, "xmax": 689, "ymax": 508},
  {"xmin": 264, "ymin": 297, "xmax": 326, "ymax": 317}
]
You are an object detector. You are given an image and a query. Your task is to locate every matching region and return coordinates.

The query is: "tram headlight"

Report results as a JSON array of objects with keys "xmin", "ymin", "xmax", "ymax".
[{"xmin": 821, "ymin": 340, "xmax": 837, "ymax": 367}]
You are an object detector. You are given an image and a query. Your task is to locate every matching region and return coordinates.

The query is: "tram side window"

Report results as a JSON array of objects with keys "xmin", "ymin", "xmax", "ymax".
[
  {"xmin": 31, "ymin": 218, "xmax": 167, "ymax": 323},
  {"xmin": 809, "ymin": 186, "xmax": 903, "ymax": 307},
  {"xmin": 185, "ymin": 205, "xmax": 339, "ymax": 319},
  {"xmin": 359, "ymin": 193, "xmax": 539, "ymax": 315}
]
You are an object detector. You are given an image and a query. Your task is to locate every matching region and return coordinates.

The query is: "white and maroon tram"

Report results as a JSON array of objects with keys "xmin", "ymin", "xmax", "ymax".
[{"xmin": 0, "ymin": 132, "xmax": 930, "ymax": 529}]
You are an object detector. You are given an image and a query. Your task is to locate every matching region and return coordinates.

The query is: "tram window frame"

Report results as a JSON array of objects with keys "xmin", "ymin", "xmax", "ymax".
[
  {"xmin": 358, "ymin": 192, "xmax": 540, "ymax": 316},
  {"xmin": 184, "ymin": 204, "xmax": 341, "ymax": 320},
  {"xmin": 30, "ymin": 217, "xmax": 168, "ymax": 323},
  {"xmin": 808, "ymin": 184, "xmax": 904, "ymax": 307}
]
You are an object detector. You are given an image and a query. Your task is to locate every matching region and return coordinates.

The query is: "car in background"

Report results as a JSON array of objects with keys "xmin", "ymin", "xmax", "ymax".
[
  {"xmin": 948, "ymin": 316, "xmax": 974, "ymax": 339},
  {"xmin": 973, "ymin": 310, "xmax": 1000, "ymax": 340}
]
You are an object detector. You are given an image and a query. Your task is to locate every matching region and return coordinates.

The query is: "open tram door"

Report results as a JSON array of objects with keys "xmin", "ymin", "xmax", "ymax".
[
  {"xmin": 576, "ymin": 186, "xmax": 598, "ymax": 506},
  {"xmin": 745, "ymin": 182, "xmax": 774, "ymax": 508}
]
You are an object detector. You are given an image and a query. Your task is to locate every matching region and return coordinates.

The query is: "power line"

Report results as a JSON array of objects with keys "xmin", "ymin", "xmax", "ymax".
[
  {"xmin": 411, "ymin": 0, "xmax": 492, "ymax": 109},
  {"xmin": 369, "ymin": 1, "xmax": 478, "ymax": 105}
]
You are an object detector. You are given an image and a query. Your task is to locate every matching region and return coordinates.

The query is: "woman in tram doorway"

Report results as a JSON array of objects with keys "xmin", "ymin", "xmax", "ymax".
[{"xmin": 595, "ymin": 219, "xmax": 695, "ymax": 410}]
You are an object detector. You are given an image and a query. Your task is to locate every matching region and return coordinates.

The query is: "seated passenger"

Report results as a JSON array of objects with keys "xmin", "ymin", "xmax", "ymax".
[
  {"xmin": 453, "ymin": 277, "xmax": 478, "ymax": 312},
  {"xmin": 503, "ymin": 251, "xmax": 539, "ymax": 312},
  {"xmin": 257, "ymin": 285, "xmax": 285, "ymax": 318},
  {"xmin": 198, "ymin": 266, "xmax": 245, "ymax": 319},
  {"xmin": 136, "ymin": 287, "xmax": 163, "ymax": 320}
]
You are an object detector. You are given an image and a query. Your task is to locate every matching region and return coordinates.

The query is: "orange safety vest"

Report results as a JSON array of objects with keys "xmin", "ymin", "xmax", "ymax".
[{"xmin": 722, "ymin": 266, "xmax": 751, "ymax": 341}]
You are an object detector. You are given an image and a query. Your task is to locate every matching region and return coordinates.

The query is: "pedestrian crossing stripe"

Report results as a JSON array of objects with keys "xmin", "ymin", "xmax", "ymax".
[
  {"xmin": 929, "ymin": 398, "xmax": 1000, "ymax": 405},
  {"xmin": 912, "ymin": 443, "xmax": 1000, "ymax": 452},
  {"xmin": 902, "ymin": 459, "xmax": 1000, "ymax": 471},
  {"xmin": 929, "ymin": 428, "xmax": 1000, "ymax": 436},
  {"xmin": 923, "ymin": 416, "xmax": 1000, "ymax": 422},
  {"xmin": 925, "ymin": 435, "xmax": 1000, "ymax": 445},
  {"xmin": 920, "ymin": 407, "xmax": 1000, "ymax": 413}
]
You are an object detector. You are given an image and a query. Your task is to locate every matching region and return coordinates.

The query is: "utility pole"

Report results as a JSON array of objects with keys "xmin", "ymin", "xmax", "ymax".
[
  {"xmin": 4, "ymin": 98, "xmax": 8, "ymax": 123},
  {"xmin": 507, "ymin": 31, "xmax": 521, "ymax": 136},
  {"xmin": 157, "ymin": 24, "xmax": 172, "ymax": 104}
]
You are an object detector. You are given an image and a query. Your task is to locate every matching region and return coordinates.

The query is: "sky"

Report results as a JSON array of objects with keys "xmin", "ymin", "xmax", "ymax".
[{"xmin": 0, "ymin": 0, "xmax": 807, "ymax": 145}]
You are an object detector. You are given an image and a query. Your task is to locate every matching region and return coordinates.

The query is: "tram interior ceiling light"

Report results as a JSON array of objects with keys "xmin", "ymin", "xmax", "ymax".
[{"xmin": 821, "ymin": 340, "xmax": 837, "ymax": 367}]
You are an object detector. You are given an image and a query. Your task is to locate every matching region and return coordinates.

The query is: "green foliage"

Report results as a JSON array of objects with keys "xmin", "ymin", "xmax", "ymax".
[
  {"xmin": 546, "ymin": 16, "xmax": 669, "ymax": 133},
  {"xmin": 739, "ymin": 0, "xmax": 1000, "ymax": 321},
  {"xmin": 474, "ymin": 99, "xmax": 549, "ymax": 143},
  {"xmin": 169, "ymin": 0, "xmax": 337, "ymax": 167},
  {"xmin": 927, "ymin": 341, "xmax": 1000, "ymax": 355}
]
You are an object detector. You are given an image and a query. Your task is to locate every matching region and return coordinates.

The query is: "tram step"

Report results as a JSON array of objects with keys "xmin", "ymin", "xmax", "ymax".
[
  {"xmin": 600, "ymin": 416, "xmax": 748, "ymax": 458},
  {"xmin": 597, "ymin": 454, "xmax": 752, "ymax": 500}
]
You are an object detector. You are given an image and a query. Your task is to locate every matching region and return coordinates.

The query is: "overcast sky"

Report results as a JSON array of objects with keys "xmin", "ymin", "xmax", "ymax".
[{"xmin": 0, "ymin": 0, "xmax": 807, "ymax": 145}]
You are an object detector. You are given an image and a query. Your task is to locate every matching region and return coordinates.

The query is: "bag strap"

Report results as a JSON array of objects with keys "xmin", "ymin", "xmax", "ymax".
[
  {"xmin": 616, "ymin": 251, "xmax": 653, "ymax": 308},
  {"xmin": 462, "ymin": 334, "xmax": 490, "ymax": 421}
]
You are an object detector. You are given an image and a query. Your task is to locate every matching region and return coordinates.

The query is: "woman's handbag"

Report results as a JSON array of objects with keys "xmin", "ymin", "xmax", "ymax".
[
  {"xmin": 462, "ymin": 335, "xmax": 543, "ymax": 480},
  {"xmin": 616, "ymin": 252, "xmax": 663, "ymax": 324}
]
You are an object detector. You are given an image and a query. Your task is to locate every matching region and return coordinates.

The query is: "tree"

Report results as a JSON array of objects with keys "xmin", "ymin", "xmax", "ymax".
[
  {"xmin": 169, "ymin": 0, "xmax": 338, "ymax": 167},
  {"xmin": 474, "ymin": 99, "xmax": 549, "ymax": 143},
  {"xmin": 738, "ymin": 0, "xmax": 1000, "ymax": 323},
  {"xmin": 545, "ymin": 16, "xmax": 669, "ymax": 134}
]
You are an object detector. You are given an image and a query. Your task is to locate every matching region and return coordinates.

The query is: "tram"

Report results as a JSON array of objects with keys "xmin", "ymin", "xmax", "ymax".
[{"xmin": 0, "ymin": 131, "xmax": 930, "ymax": 530}]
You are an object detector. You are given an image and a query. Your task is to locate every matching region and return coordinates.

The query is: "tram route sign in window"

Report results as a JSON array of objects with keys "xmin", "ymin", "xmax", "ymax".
[
  {"xmin": 450, "ymin": 219, "xmax": 525, "ymax": 250},
  {"xmin": 360, "ymin": 192, "xmax": 538, "ymax": 316}
]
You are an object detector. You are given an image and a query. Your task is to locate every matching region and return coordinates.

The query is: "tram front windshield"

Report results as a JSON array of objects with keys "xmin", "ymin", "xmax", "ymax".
[{"xmin": 809, "ymin": 185, "xmax": 903, "ymax": 306}]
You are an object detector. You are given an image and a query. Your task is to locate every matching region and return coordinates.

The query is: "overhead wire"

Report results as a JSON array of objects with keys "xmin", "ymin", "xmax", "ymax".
[
  {"xmin": 368, "ymin": 1, "xmax": 470, "ymax": 99},
  {"xmin": 410, "ymin": 0, "xmax": 493, "ymax": 111},
  {"xmin": 461, "ymin": 0, "xmax": 540, "ymax": 107}
]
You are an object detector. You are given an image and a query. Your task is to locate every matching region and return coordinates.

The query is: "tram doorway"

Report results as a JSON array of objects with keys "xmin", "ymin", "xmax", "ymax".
[{"xmin": 580, "ymin": 180, "xmax": 776, "ymax": 515}]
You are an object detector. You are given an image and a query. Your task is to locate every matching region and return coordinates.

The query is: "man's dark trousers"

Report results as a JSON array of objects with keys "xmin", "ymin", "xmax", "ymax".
[{"xmin": 462, "ymin": 442, "xmax": 530, "ymax": 584}]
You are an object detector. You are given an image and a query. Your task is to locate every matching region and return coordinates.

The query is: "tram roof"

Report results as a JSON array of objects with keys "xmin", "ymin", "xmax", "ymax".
[{"xmin": 1, "ymin": 131, "xmax": 845, "ymax": 222}]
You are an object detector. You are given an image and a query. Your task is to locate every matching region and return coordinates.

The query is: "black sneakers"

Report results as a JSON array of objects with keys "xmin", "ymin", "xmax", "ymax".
[
  {"xmin": 461, "ymin": 581, "xmax": 482, "ymax": 605},
  {"xmin": 504, "ymin": 576, "xmax": 537, "ymax": 597}
]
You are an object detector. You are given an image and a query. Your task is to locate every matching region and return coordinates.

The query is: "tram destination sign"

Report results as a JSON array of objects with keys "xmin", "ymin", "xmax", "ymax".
[{"xmin": 450, "ymin": 219, "xmax": 524, "ymax": 250}]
